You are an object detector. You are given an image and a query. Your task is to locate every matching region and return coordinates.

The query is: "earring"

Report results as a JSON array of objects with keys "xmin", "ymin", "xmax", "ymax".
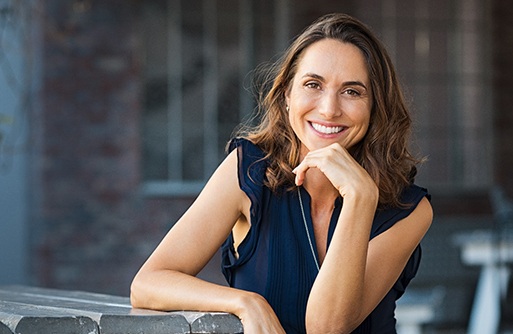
[{"xmin": 286, "ymin": 105, "xmax": 290, "ymax": 112}]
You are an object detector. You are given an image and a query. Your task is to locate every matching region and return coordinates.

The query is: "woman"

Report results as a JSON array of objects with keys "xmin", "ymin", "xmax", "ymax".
[{"xmin": 131, "ymin": 13, "xmax": 433, "ymax": 334}]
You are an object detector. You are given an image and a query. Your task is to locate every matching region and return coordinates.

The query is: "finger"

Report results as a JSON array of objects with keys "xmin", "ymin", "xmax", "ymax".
[
  {"xmin": 292, "ymin": 157, "xmax": 315, "ymax": 186},
  {"xmin": 294, "ymin": 148, "xmax": 346, "ymax": 187},
  {"xmin": 292, "ymin": 164, "xmax": 305, "ymax": 186},
  {"xmin": 293, "ymin": 147, "xmax": 336, "ymax": 185}
]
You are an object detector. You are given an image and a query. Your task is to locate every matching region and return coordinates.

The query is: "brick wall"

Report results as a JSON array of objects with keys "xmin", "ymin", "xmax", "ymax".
[{"xmin": 30, "ymin": 0, "xmax": 197, "ymax": 295}]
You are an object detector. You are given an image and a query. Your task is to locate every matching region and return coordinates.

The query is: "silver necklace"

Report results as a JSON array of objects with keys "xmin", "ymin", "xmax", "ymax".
[{"xmin": 297, "ymin": 187, "xmax": 320, "ymax": 271}]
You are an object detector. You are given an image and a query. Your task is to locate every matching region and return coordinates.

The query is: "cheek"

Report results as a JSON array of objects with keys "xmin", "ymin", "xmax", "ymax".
[
  {"xmin": 351, "ymin": 106, "xmax": 372, "ymax": 138},
  {"xmin": 363, "ymin": 113, "xmax": 371, "ymax": 129},
  {"xmin": 346, "ymin": 101, "xmax": 371, "ymax": 124},
  {"xmin": 288, "ymin": 109, "xmax": 300, "ymax": 133},
  {"xmin": 359, "ymin": 114, "xmax": 372, "ymax": 138},
  {"xmin": 287, "ymin": 94, "xmax": 303, "ymax": 125}
]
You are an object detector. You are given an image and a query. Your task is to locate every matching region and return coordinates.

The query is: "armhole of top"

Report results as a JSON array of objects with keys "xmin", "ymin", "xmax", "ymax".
[{"xmin": 226, "ymin": 138, "xmax": 265, "ymax": 264}]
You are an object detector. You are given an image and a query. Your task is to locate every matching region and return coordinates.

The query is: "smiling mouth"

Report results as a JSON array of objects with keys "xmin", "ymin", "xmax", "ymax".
[{"xmin": 310, "ymin": 122, "xmax": 345, "ymax": 134}]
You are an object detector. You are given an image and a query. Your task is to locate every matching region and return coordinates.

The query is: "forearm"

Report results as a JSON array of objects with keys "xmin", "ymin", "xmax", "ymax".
[
  {"xmin": 131, "ymin": 268, "xmax": 285, "ymax": 333},
  {"xmin": 131, "ymin": 268, "xmax": 249, "ymax": 316},
  {"xmin": 306, "ymin": 196, "xmax": 377, "ymax": 333}
]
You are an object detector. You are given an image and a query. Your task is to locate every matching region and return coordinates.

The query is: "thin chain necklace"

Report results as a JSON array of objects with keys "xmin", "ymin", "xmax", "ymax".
[{"xmin": 297, "ymin": 187, "xmax": 320, "ymax": 272}]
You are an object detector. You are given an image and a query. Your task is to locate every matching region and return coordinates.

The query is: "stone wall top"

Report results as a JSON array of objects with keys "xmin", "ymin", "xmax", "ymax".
[{"xmin": 0, "ymin": 286, "xmax": 243, "ymax": 334}]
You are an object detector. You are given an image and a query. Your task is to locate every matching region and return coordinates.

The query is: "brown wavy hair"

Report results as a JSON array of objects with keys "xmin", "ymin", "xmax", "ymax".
[{"xmin": 234, "ymin": 13, "xmax": 421, "ymax": 208}]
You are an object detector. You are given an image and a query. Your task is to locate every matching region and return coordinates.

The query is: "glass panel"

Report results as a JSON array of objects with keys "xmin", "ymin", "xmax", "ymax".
[
  {"xmin": 141, "ymin": 2, "xmax": 169, "ymax": 180},
  {"xmin": 375, "ymin": 0, "xmax": 492, "ymax": 190},
  {"xmin": 141, "ymin": 0, "xmax": 269, "ymax": 191}
]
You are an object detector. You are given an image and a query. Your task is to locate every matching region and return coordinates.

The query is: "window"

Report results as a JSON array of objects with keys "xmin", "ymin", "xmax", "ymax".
[
  {"xmin": 141, "ymin": 0, "xmax": 493, "ymax": 196},
  {"xmin": 141, "ymin": 0, "xmax": 290, "ymax": 196},
  {"xmin": 357, "ymin": 0, "xmax": 493, "ymax": 191}
]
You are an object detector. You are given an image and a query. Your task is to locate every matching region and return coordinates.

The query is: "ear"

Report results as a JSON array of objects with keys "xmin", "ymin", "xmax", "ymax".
[{"xmin": 284, "ymin": 88, "xmax": 291, "ymax": 110}]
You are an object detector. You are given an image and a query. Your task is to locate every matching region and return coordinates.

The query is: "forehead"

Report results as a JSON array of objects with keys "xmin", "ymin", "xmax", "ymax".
[{"xmin": 295, "ymin": 39, "xmax": 369, "ymax": 82}]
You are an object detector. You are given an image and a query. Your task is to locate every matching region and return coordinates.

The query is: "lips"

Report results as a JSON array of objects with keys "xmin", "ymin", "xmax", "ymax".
[{"xmin": 310, "ymin": 122, "xmax": 345, "ymax": 134}]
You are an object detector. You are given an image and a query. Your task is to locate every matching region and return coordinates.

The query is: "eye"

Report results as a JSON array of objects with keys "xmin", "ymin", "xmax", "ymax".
[
  {"xmin": 343, "ymin": 88, "xmax": 361, "ymax": 96},
  {"xmin": 305, "ymin": 81, "xmax": 321, "ymax": 90}
]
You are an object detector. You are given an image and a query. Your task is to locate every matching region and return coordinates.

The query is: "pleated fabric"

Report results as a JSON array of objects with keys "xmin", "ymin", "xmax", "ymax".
[{"xmin": 221, "ymin": 138, "xmax": 429, "ymax": 334}]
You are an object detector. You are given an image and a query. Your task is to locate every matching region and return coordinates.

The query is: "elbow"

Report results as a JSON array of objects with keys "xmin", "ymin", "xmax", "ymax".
[
  {"xmin": 130, "ymin": 273, "xmax": 151, "ymax": 309},
  {"xmin": 129, "ymin": 276, "xmax": 143, "ymax": 309},
  {"xmin": 130, "ymin": 293, "xmax": 142, "ymax": 309},
  {"xmin": 305, "ymin": 309, "xmax": 362, "ymax": 334},
  {"xmin": 305, "ymin": 320, "xmax": 360, "ymax": 334},
  {"xmin": 130, "ymin": 290, "xmax": 143, "ymax": 309},
  {"xmin": 130, "ymin": 269, "xmax": 176, "ymax": 311}
]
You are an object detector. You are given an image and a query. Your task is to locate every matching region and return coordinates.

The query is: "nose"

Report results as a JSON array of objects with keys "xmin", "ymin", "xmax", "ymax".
[{"xmin": 318, "ymin": 91, "xmax": 341, "ymax": 119}]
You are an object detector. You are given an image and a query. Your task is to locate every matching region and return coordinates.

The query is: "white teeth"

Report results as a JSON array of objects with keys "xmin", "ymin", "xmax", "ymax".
[{"xmin": 311, "ymin": 123, "xmax": 344, "ymax": 134}]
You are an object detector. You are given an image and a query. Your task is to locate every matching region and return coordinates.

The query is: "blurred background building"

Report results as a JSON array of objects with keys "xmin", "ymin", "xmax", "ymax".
[{"xmin": 0, "ymin": 0, "xmax": 512, "ymax": 332}]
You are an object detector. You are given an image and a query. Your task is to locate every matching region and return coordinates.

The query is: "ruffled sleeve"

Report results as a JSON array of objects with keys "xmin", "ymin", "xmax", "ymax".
[
  {"xmin": 371, "ymin": 185, "xmax": 430, "ymax": 239},
  {"xmin": 228, "ymin": 138, "xmax": 267, "ymax": 220},
  {"xmin": 221, "ymin": 138, "xmax": 268, "ymax": 285}
]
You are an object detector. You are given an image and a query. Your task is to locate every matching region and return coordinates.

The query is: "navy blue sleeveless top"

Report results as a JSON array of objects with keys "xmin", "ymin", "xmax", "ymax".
[{"xmin": 221, "ymin": 138, "xmax": 429, "ymax": 334}]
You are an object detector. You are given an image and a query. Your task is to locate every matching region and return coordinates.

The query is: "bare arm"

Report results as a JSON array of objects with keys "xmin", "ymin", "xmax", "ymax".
[
  {"xmin": 307, "ymin": 196, "xmax": 432, "ymax": 333},
  {"xmin": 293, "ymin": 143, "xmax": 433, "ymax": 333},
  {"xmin": 130, "ymin": 150, "xmax": 285, "ymax": 333}
]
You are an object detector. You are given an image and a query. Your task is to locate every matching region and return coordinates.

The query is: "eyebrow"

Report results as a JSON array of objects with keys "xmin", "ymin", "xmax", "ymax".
[{"xmin": 302, "ymin": 72, "xmax": 369, "ymax": 90}]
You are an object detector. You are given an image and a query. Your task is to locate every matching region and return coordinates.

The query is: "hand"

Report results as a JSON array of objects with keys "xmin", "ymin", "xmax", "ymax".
[
  {"xmin": 236, "ymin": 292, "xmax": 286, "ymax": 334},
  {"xmin": 292, "ymin": 143, "xmax": 378, "ymax": 200}
]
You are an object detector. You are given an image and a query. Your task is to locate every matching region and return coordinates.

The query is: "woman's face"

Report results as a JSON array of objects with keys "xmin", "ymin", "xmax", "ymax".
[{"xmin": 286, "ymin": 38, "xmax": 372, "ymax": 158}]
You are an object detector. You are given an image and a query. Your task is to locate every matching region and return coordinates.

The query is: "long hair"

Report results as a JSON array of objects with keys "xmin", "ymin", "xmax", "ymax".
[{"xmin": 235, "ymin": 13, "xmax": 421, "ymax": 208}]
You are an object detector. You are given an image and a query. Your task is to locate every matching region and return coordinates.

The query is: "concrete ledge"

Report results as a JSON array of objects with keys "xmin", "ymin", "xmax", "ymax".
[
  {"xmin": 179, "ymin": 311, "xmax": 242, "ymax": 334},
  {"xmin": 0, "ymin": 286, "xmax": 243, "ymax": 334}
]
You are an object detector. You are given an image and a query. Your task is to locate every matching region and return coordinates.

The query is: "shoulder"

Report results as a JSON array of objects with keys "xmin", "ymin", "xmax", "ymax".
[
  {"xmin": 372, "ymin": 184, "xmax": 431, "ymax": 238},
  {"xmin": 400, "ymin": 184, "xmax": 430, "ymax": 205},
  {"xmin": 382, "ymin": 194, "xmax": 432, "ymax": 249},
  {"xmin": 228, "ymin": 137, "xmax": 268, "ymax": 186},
  {"xmin": 229, "ymin": 137, "xmax": 267, "ymax": 162},
  {"xmin": 392, "ymin": 184, "xmax": 433, "ymax": 233},
  {"xmin": 401, "ymin": 184, "xmax": 433, "ymax": 229}
]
